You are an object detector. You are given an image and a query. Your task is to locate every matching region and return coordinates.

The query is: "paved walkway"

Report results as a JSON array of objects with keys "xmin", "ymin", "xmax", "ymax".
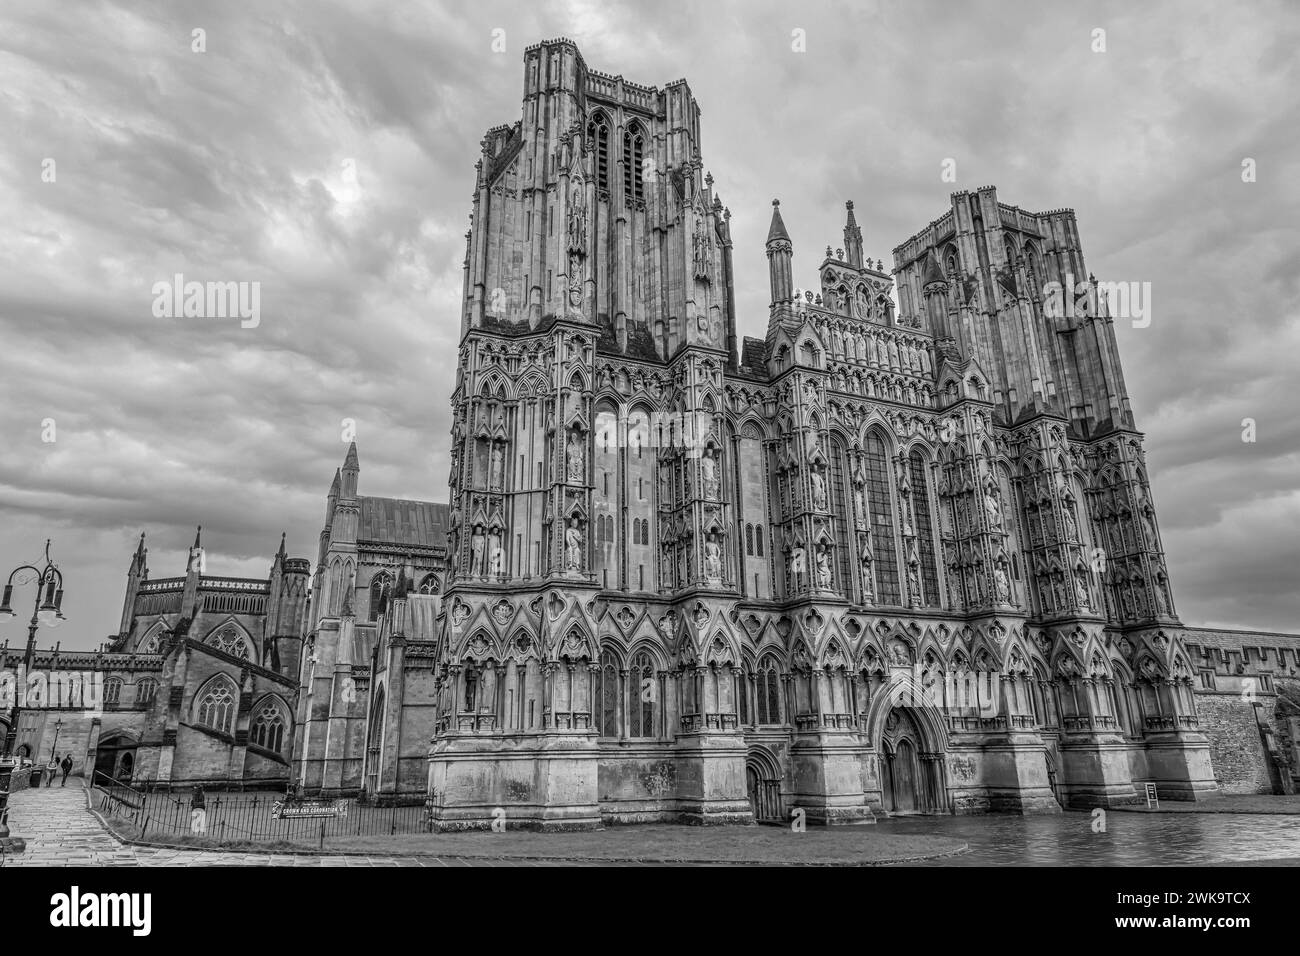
[{"xmin": 1, "ymin": 783, "xmax": 591, "ymax": 867}]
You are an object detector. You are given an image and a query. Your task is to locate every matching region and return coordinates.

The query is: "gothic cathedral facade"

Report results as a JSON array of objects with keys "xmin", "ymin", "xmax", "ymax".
[{"xmin": 433, "ymin": 39, "xmax": 1216, "ymax": 827}]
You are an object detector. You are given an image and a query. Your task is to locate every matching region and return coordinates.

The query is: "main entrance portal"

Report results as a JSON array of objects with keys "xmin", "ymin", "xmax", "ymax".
[{"xmin": 878, "ymin": 707, "xmax": 946, "ymax": 814}]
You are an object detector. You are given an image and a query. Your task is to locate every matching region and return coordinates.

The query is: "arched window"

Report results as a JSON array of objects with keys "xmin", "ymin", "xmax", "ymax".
[
  {"xmin": 418, "ymin": 574, "xmax": 439, "ymax": 595},
  {"xmin": 207, "ymin": 625, "xmax": 251, "ymax": 660},
  {"xmin": 908, "ymin": 450, "xmax": 941, "ymax": 606},
  {"xmin": 369, "ymin": 571, "xmax": 393, "ymax": 622},
  {"xmin": 756, "ymin": 524, "xmax": 764, "ymax": 557},
  {"xmin": 195, "ymin": 675, "xmax": 237, "ymax": 735},
  {"xmin": 756, "ymin": 657, "xmax": 782, "ymax": 725},
  {"xmin": 623, "ymin": 123, "xmax": 645, "ymax": 204},
  {"xmin": 863, "ymin": 431, "xmax": 901, "ymax": 604},
  {"xmin": 745, "ymin": 524, "xmax": 754, "ymax": 556},
  {"xmin": 587, "ymin": 112, "xmax": 610, "ymax": 192},
  {"xmin": 135, "ymin": 678, "xmax": 158, "ymax": 706},
  {"xmin": 830, "ymin": 437, "xmax": 854, "ymax": 599},
  {"xmin": 104, "ymin": 678, "xmax": 122, "ymax": 707},
  {"xmin": 250, "ymin": 699, "xmax": 287, "ymax": 754},
  {"xmin": 628, "ymin": 651, "xmax": 656, "ymax": 737},
  {"xmin": 739, "ymin": 661, "xmax": 752, "ymax": 726},
  {"xmin": 599, "ymin": 650, "xmax": 619, "ymax": 738}
]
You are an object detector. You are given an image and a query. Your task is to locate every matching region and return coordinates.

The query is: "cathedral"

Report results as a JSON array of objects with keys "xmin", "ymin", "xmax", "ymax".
[
  {"xmin": 397, "ymin": 37, "xmax": 1219, "ymax": 828},
  {"xmin": 7, "ymin": 39, "xmax": 1298, "ymax": 824}
]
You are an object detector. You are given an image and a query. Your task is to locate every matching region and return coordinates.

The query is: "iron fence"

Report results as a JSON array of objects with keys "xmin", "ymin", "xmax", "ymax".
[{"xmin": 95, "ymin": 784, "xmax": 432, "ymax": 849}]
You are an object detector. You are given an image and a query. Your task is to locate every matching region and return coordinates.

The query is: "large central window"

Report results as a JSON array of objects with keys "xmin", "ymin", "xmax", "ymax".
[
  {"xmin": 864, "ymin": 432, "xmax": 900, "ymax": 605},
  {"xmin": 909, "ymin": 450, "xmax": 941, "ymax": 606}
]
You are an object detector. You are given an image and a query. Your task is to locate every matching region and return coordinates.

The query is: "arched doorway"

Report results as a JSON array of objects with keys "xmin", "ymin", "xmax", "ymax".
[
  {"xmin": 878, "ymin": 707, "xmax": 945, "ymax": 814},
  {"xmin": 364, "ymin": 686, "xmax": 386, "ymax": 796},
  {"xmin": 92, "ymin": 733, "xmax": 138, "ymax": 785},
  {"xmin": 745, "ymin": 749, "xmax": 783, "ymax": 824}
]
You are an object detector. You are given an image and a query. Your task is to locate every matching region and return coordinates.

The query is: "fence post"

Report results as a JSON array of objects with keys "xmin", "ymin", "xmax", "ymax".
[
  {"xmin": 319, "ymin": 820, "xmax": 325, "ymax": 850},
  {"xmin": 391, "ymin": 806, "xmax": 396, "ymax": 836}
]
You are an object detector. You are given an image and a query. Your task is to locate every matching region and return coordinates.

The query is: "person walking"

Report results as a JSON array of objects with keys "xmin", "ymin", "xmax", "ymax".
[
  {"xmin": 59, "ymin": 753, "xmax": 73, "ymax": 786},
  {"xmin": 190, "ymin": 785, "xmax": 207, "ymax": 835},
  {"xmin": 45, "ymin": 756, "xmax": 58, "ymax": 787}
]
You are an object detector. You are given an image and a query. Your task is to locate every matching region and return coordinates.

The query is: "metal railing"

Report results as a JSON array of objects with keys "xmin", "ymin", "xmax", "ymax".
[{"xmin": 94, "ymin": 786, "xmax": 432, "ymax": 849}]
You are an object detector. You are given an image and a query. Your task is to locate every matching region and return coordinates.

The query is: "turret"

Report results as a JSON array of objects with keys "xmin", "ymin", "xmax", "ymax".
[
  {"xmin": 766, "ymin": 199, "xmax": 793, "ymax": 316},
  {"xmin": 181, "ymin": 525, "xmax": 204, "ymax": 619},
  {"xmin": 119, "ymin": 532, "xmax": 147, "ymax": 637},
  {"xmin": 843, "ymin": 200, "xmax": 863, "ymax": 269},
  {"xmin": 341, "ymin": 442, "xmax": 359, "ymax": 499}
]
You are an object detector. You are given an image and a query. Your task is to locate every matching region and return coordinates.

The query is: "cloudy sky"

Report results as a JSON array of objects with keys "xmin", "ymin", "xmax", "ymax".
[{"xmin": 1, "ymin": 0, "xmax": 1296, "ymax": 650}]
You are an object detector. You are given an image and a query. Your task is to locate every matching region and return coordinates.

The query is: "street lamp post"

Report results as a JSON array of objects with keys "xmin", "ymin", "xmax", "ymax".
[{"xmin": 0, "ymin": 539, "xmax": 67, "ymax": 846}]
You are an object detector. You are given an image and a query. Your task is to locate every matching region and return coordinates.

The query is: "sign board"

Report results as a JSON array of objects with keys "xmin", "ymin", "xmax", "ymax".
[
  {"xmin": 273, "ymin": 798, "xmax": 348, "ymax": 820},
  {"xmin": 1144, "ymin": 783, "xmax": 1158, "ymax": 809}
]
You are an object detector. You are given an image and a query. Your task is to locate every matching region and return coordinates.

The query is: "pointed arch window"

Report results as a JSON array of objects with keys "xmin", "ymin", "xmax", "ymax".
[
  {"xmin": 908, "ymin": 450, "xmax": 941, "ymax": 606},
  {"xmin": 623, "ymin": 123, "xmax": 645, "ymax": 204},
  {"xmin": 369, "ymin": 571, "xmax": 393, "ymax": 622},
  {"xmin": 135, "ymin": 677, "xmax": 158, "ymax": 706},
  {"xmin": 599, "ymin": 649, "xmax": 619, "ymax": 738},
  {"xmin": 830, "ymin": 437, "xmax": 855, "ymax": 600},
  {"xmin": 756, "ymin": 657, "xmax": 783, "ymax": 725},
  {"xmin": 756, "ymin": 524, "xmax": 764, "ymax": 557},
  {"xmin": 628, "ymin": 651, "xmax": 656, "ymax": 738},
  {"xmin": 250, "ymin": 699, "xmax": 287, "ymax": 754},
  {"xmin": 418, "ymin": 574, "xmax": 440, "ymax": 595},
  {"xmin": 863, "ymin": 432, "xmax": 901, "ymax": 605},
  {"xmin": 587, "ymin": 113, "xmax": 610, "ymax": 192},
  {"xmin": 104, "ymin": 678, "xmax": 122, "ymax": 707},
  {"xmin": 195, "ymin": 675, "xmax": 237, "ymax": 735},
  {"xmin": 207, "ymin": 625, "xmax": 251, "ymax": 660}
]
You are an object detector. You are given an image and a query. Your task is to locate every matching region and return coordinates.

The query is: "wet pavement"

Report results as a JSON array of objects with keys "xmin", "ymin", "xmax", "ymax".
[{"xmin": 877, "ymin": 810, "xmax": 1300, "ymax": 866}]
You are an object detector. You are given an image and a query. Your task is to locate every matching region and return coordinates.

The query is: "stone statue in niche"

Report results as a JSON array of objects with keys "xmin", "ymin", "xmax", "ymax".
[
  {"xmin": 470, "ymin": 526, "xmax": 485, "ymax": 577},
  {"xmin": 567, "ymin": 184, "xmax": 587, "ymax": 252},
  {"xmin": 1074, "ymin": 570, "xmax": 1090, "ymax": 608},
  {"xmin": 994, "ymin": 564, "xmax": 1011, "ymax": 604},
  {"xmin": 810, "ymin": 469, "xmax": 828, "ymax": 511},
  {"xmin": 815, "ymin": 548, "xmax": 833, "ymax": 589},
  {"xmin": 566, "ymin": 430, "xmax": 584, "ymax": 482},
  {"xmin": 565, "ymin": 517, "xmax": 583, "ymax": 571},
  {"xmin": 983, "ymin": 479, "xmax": 1003, "ymax": 529},
  {"xmin": 1142, "ymin": 508, "xmax": 1158, "ymax": 545},
  {"xmin": 704, "ymin": 537, "xmax": 722, "ymax": 581},
  {"xmin": 489, "ymin": 443, "xmax": 504, "ymax": 489},
  {"xmin": 701, "ymin": 448, "xmax": 719, "ymax": 500},
  {"xmin": 790, "ymin": 543, "xmax": 806, "ymax": 576},
  {"xmin": 907, "ymin": 563, "xmax": 921, "ymax": 601},
  {"xmin": 1061, "ymin": 503, "xmax": 1078, "ymax": 541},
  {"xmin": 488, "ymin": 528, "xmax": 503, "ymax": 575}
]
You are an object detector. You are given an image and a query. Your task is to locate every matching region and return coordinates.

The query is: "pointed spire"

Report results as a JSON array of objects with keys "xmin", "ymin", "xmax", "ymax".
[
  {"xmin": 330, "ymin": 468, "xmax": 341, "ymax": 496},
  {"xmin": 193, "ymin": 525, "xmax": 202, "ymax": 549},
  {"xmin": 765, "ymin": 199, "xmax": 790, "ymax": 245},
  {"xmin": 845, "ymin": 199, "xmax": 859, "ymax": 230},
  {"xmin": 843, "ymin": 200, "xmax": 864, "ymax": 269},
  {"xmin": 343, "ymin": 441, "xmax": 359, "ymax": 471},
  {"xmin": 277, "ymin": 532, "xmax": 287, "ymax": 559},
  {"xmin": 921, "ymin": 249, "xmax": 947, "ymax": 287},
  {"xmin": 134, "ymin": 531, "xmax": 147, "ymax": 561}
]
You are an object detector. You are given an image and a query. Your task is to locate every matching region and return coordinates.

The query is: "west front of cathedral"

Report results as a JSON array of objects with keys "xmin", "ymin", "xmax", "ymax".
[{"xmin": 15, "ymin": 39, "xmax": 1299, "ymax": 825}]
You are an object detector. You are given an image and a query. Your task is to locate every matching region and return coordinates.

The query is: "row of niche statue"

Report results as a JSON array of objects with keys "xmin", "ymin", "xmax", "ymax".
[{"xmin": 468, "ymin": 526, "xmax": 507, "ymax": 576}]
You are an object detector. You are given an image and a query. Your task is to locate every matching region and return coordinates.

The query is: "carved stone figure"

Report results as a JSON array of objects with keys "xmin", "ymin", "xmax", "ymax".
[
  {"xmin": 790, "ymin": 544, "xmax": 806, "ymax": 575},
  {"xmin": 701, "ymin": 449, "xmax": 719, "ymax": 500},
  {"xmin": 1061, "ymin": 504, "xmax": 1077, "ymax": 542},
  {"xmin": 994, "ymin": 565, "xmax": 1011, "ymax": 603},
  {"xmin": 810, "ymin": 470, "xmax": 828, "ymax": 510},
  {"xmin": 704, "ymin": 538, "xmax": 722, "ymax": 581},
  {"xmin": 489, "ymin": 444, "xmax": 504, "ymax": 489},
  {"xmin": 567, "ymin": 186, "xmax": 587, "ymax": 251},
  {"xmin": 984, "ymin": 481, "xmax": 1002, "ymax": 528},
  {"xmin": 488, "ymin": 529, "xmax": 503, "ymax": 575},
  {"xmin": 815, "ymin": 548, "xmax": 832, "ymax": 589},
  {"xmin": 1074, "ymin": 571, "xmax": 1089, "ymax": 608},
  {"xmin": 470, "ymin": 527, "xmax": 486, "ymax": 576},
  {"xmin": 566, "ymin": 431, "xmax": 584, "ymax": 482},
  {"xmin": 565, "ymin": 518, "xmax": 583, "ymax": 571}
]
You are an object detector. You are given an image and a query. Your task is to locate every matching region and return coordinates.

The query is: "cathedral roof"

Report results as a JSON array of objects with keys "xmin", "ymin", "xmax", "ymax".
[
  {"xmin": 359, "ymin": 497, "xmax": 450, "ymax": 549},
  {"xmin": 766, "ymin": 199, "xmax": 790, "ymax": 244}
]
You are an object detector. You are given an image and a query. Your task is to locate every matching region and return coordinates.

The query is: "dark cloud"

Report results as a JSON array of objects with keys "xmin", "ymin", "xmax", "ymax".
[{"xmin": 1, "ymin": 0, "xmax": 1297, "ymax": 647}]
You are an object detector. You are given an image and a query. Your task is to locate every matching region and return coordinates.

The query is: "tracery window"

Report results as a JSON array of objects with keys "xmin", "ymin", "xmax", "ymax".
[
  {"xmin": 756, "ymin": 524, "xmax": 764, "ymax": 557},
  {"xmin": 745, "ymin": 523, "xmax": 754, "ymax": 556},
  {"xmin": 587, "ymin": 113, "xmax": 610, "ymax": 192},
  {"xmin": 369, "ymin": 571, "xmax": 393, "ymax": 622},
  {"xmin": 135, "ymin": 677, "xmax": 158, "ymax": 706},
  {"xmin": 756, "ymin": 657, "xmax": 783, "ymax": 725},
  {"xmin": 195, "ymin": 676, "xmax": 237, "ymax": 735},
  {"xmin": 599, "ymin": 650, "xmax": 619, "ymax": 738},
  {"xmin": 418, "ymin": 574, "xmax": 440, "ymax": 595},
  {"xmin": 623, "ymin": 124, "xmax": 645, "ymax": 204},
  {"xmin": 908, "ymin": 450, "xmax": 941, "ymax": 606},
  {"xmin": 250, "ymin": 700, "xmax": 287, "ymax": 753},
  {"xmin": 627, "ymin": 651, "xmax": 656, "ymax": 738},
  {"xmin": 863, "ymin": 432, "xmax": 901, "ymax": 605},
  {"xmin": 104, "ymin": 678, "xmax": 122, "ymax": 707},
  {"xmin": 207, "ymin": 625, "xmax": 251, "ymax": 660}
]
